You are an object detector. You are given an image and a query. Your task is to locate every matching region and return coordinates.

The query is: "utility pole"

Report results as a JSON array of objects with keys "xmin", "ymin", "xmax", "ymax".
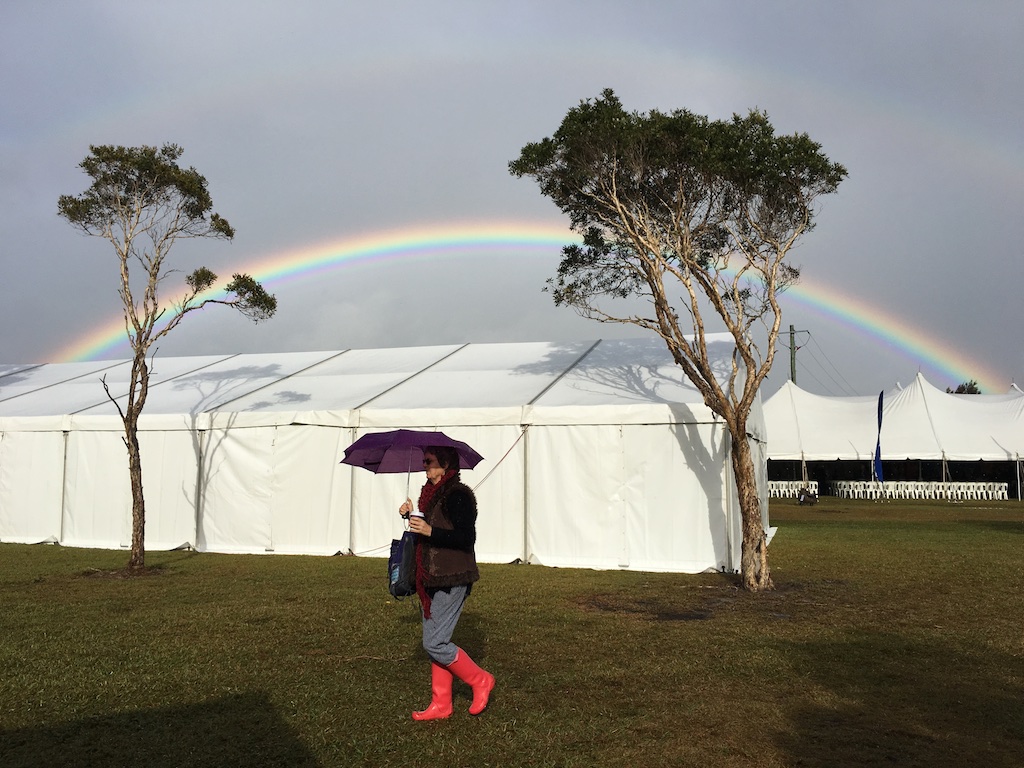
[
  {"xmin": 790, "ymin": 325, "xmax": 797, "ymax": 383},
  {"xmin": 789, "ymin": 325, "xmax": 809, "ymax": 383}
]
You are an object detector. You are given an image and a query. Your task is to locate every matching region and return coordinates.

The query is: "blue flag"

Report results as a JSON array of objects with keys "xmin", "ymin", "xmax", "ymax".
[{"xmin": 873, "ymin": 390, "xmax": 884, "ymax": 482}]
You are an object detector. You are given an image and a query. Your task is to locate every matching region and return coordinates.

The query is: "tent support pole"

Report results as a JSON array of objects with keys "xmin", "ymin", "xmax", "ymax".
[
  {"xmin": 724, "ymin": 426, "xmax": 735, "ymax": 572},
  {"xmin": 60, "ymin": 429, "xmax": 70, "ymax": 545},
  {"xmin": 522, "ymin": 421, "xmax": 530, "ymax": 565},
  {"xmin": 194, "ymin": 426, "xmax": 208, "ymax": 552},
  {"xmin": 348, "ymin": 423, "xmax": 359, "ymax": 555}
]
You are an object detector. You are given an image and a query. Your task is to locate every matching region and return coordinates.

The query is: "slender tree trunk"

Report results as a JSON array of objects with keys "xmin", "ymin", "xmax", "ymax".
[
  {"xmin": 731, "ymin": 431, "xmax": 772, "ymax": 591},
  {"xmin": 125, "ymin": 413, "xmax": 146, "ymax": 570},
  {"xmin": 124, "ymin": 352, "xmax": 150, "ymax": 571}
]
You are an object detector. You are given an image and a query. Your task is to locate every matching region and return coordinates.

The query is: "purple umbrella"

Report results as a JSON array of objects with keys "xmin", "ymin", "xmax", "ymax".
[{"xmin": 340, "ymin": 429, "xmax": 484, "ymax": 474}]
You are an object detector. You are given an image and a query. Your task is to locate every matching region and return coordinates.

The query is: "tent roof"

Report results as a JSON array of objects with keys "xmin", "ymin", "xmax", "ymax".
[
  {"xmin": 0, "ymin": 336, "xmax": 759, "ymax": 433},
  {"xmin": 764, "ymin": 374, "xmax": 1024, "ymax": 461}
]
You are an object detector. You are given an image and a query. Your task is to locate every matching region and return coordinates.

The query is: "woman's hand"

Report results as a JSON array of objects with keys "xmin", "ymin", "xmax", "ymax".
[
  {"xmin": 399, "ymin": 498, "xmax": 413, "ymax": 517},
  {"xmin": 408, "ymin": 516, "xmax": 432, "ymax": 537}
]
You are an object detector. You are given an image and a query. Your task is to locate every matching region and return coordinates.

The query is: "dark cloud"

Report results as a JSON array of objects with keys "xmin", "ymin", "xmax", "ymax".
[{"xmin": 2, "ymin": 1, "xmax": 1021, "ymax": 394}]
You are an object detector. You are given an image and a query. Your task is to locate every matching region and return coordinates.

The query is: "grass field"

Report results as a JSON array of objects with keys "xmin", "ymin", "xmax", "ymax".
[{"xmin": 2, "ymin": 499, "xmax": 1023, "ymax": 767}]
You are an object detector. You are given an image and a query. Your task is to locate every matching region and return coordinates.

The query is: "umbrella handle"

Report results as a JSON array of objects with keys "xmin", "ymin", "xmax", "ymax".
[{"xmin": 400, "ymin": 496, "xmax": 415, "ymax": 530}]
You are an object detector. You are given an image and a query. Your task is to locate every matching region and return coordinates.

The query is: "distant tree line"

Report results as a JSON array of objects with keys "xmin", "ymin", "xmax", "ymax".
[{"xmin": 947, "ymin": 380, "xmax": 981, "ymax": 394}]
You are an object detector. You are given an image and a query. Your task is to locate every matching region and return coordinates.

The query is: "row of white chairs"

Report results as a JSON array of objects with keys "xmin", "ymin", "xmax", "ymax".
[
  {"xmin": 831, "ymin": 480, "xmax": 1009, "ymax": 501},
  {"xmin": 767, "ymin": 480, "xmax": 818, "ymax": 498}
]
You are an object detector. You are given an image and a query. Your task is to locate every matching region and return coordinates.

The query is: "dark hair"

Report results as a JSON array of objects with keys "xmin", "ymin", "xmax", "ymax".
[{"xmin": 426, "ymin": 445, "xmax": 461, "ymax": 472}]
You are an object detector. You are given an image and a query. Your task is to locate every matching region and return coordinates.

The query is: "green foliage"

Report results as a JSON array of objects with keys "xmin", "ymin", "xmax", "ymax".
[
  {"xmin": 225, "ymin": 273, "xmax": 279, "ymax": 322},
  {"xmin": 57, "ymin": 144, "xmax": 233, "ymax": 239},
  {"xmin": 947, "ymin": 379, "xmax": 982, "ymax": 394},
  {"xmin": 509, "ymin": 89, "xmax": 846, "ymax": 326},
  {"xmin": 186, "ymin": 266, "xmax": 217, "ymax": 293}
]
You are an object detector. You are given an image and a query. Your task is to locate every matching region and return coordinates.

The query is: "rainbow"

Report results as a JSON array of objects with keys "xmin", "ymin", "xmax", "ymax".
[
  {"xmin": 52, "ymin": 221, "xmax": 1007, "ymax": 392},
  {"xmin": 779, "ymin": 278, "xmax": 1005, "ymax": 392},
  {"xmin": 52, "ymin": 221, "xmax": 578, "ymax": 362}
]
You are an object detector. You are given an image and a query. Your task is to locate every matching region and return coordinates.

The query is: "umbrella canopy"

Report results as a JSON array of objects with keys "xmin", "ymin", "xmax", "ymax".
[{"xmin": 340, "ymin": 429, "xmax": 484, "ymax": 474}]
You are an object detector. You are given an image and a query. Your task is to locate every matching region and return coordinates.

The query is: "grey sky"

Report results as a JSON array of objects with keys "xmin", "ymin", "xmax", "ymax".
[{"xmin": 2, "ymin": 1, "xmax": 1021, "ymax": 396}]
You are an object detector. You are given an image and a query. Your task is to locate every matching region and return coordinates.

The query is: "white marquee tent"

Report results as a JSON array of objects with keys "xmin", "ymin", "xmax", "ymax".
[
  {"xmin": 0, "ymin": 336, "xmax": 768, "ymax": 574},
  {"xmin": 765, "ymin": 374, "xmax": 1024, "ymax": 462}
]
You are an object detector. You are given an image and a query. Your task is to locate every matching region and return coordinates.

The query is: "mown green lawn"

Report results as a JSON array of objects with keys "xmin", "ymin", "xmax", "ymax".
[{"xmin": 2, "ymin": 499, "xmax": 1022, "ymax": 767}]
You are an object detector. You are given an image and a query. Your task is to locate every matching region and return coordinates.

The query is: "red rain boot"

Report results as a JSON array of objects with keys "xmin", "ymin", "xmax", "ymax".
[
  {"xmin": 411, "ymin": 661, "xmax": 454, "ymax": 721},
  {"xmin": 447, "ymin": 648, "xmax": 495, "ymax": 715}
]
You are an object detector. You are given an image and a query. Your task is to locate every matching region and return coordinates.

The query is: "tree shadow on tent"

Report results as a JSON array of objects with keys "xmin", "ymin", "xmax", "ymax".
[
  {"xmin": 509, "ymin": 337, "xmax": 726, "ymax": 405},
  {"xmin": 511, "ymin": 337, "xmax": 742, "ymax": 572},
  {"xmin": 169, "ymin": 363, "xmax": 286, "ymax": 414},
  {"xmin": 0, "ymin": 364, "xmax": 46, "ymax": 393},
  {"xmin": 0, "ymin": 691, "xmax": 319, "ymax": 768}
]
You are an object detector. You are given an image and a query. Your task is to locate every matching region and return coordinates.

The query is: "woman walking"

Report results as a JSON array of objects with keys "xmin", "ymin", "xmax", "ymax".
[{"xmin": 399, "ymin": 445, "xmax": 495, "ymax": 720}]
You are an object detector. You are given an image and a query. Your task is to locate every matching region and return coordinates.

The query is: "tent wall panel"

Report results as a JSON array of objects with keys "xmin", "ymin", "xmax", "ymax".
[
  {"xmin": 526, "ymin": 424, "xmax": 648, "ymax": 570},
  {"xmin": 620, "ymin": 422, "xmax": 734, "ymax": 573},
  {"xmin": 61, "ymin": 431, "xmax": 131, "ymax": 549},
  {"xmin": 524, "ymin": 422, "xmax": 744, "ymax": 573},
  {"xmin": 349, "ymin": 467, "xmax": 414, "ymax": 559},
  {"xmin": 198, "ymin": 426, "xmax": 274, "ymax": 553},
  {"xmin": 60, "ymin": 430, "xmax": 200, "ymax": 551},
  {"xmin": 135, "ymin": 430, "xmax": 201, "ymax": 550},
  {"xmin": 0, "ymin": 430, "xmax": 65, "ymax": 544},
  {"xmin": 463, "ymin": 425, "xmax": 528, "ymax": 564},
  {"xmin": 266, "ymin": 425, "xmax": 351, "ymax": 555}
]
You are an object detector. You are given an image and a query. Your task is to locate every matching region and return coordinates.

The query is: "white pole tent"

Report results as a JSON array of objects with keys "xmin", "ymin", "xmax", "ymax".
[
  {"xmin": 0, "ymin": 336, "xmax": 768, "ymax": 573},
  {"xmin": 764, "ymin": 375, "xmax": 1024, "ymax": 496},
  {"xmin": 762, "ymin": 380, "xmax": 891, "ymax": 462},
  {"xmin": 765, "ymin": 375, "xmax": 1024, "ymax": 461}
]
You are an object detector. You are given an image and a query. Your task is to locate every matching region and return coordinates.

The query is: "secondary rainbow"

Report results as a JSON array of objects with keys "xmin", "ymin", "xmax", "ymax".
[{"xmin": 53, "ymin": 221, "xmax": 1007, "ymax": 392}]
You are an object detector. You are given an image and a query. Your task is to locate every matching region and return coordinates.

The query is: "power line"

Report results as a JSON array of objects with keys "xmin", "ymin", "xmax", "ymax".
[
  {"xmin": 793, "ymin": 358, "xmax": 832, "ymax": 393},
  {"xmin": 779, "ymin": 326, "xmax": 860, "ymax": 396},
  {"xmin": 803, "ymin": 333, "xmax": 859, "ymax": 395}
]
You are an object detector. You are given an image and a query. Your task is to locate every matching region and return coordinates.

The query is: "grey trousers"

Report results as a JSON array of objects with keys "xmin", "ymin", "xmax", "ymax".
[{"xmin": 421, "ymin": 585, "xmax": 468, "ymax": 666}]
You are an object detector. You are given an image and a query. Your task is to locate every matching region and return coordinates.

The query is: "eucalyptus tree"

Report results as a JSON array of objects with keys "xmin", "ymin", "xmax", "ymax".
[
  {"xmin": 510, "ymin": 90, "xmax": 846, "ymax": 590},
  {"xmin": 58, "ymin": 143, "xmax": 277, "ymax": 570}
]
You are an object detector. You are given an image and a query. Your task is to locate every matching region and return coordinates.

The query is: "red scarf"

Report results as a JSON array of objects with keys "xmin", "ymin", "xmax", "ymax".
[{"xmin": 415, "ymin": 469, "xmax": 457, "ymax": 618}]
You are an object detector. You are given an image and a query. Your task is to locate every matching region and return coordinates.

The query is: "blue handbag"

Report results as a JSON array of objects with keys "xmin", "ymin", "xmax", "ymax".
[{"xmin": 388, "ymin": 531, "xmax": 417, "ymax": 598}]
